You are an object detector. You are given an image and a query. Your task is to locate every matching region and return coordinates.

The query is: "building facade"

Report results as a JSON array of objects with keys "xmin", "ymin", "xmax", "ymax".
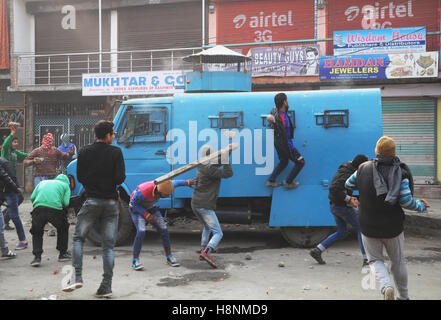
[{"xmin": 3, "ymin": 0, "xmax": 441, "ymax": 191}]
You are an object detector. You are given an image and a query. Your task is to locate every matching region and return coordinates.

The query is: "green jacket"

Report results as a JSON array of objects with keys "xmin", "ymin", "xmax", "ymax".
[
  {"xmin": 30, "ymin": 174, "xmax": 71, "ymax": 211},
  {"xmin": 1, "ymin": 134, "xmax": 29, "ymax": 171}
]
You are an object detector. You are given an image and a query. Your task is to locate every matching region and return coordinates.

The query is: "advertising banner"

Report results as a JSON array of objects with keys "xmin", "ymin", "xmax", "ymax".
[
  {"xmin": 82, "ymin": 71, "xmax": 186, "ymax": 96},
  {"xmin": 251, "ymin": 45, "xmax": 320, "ymax": 77},
  {"xmin": 333, "ymin": 26, "xmax": 426, "ymax": 55},
  {"xmin": 320, "ymin": 51, "xmax": 438, "ymax": 80},
  {"xmin": 326, "ymin": 0, "xmax": 440, "ymax": 53}
]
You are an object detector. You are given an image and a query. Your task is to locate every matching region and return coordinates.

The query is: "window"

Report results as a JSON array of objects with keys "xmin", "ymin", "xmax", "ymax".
[
  {"xmin": 209, "ymin": 111, "xmax": 244, "ymax": 129},
  {"xmin": 315, "ymin": 109, "xmax": 349, "ymax": 128},
  {"xmin": 118, "ymin": 107, "xmax": 167, "ymax": 144}
]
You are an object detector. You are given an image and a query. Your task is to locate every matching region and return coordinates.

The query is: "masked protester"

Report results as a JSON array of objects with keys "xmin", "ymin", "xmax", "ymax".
[
  {"xmin": 310, "ymin": 154, "xmax": 369, "ymax": 267},
  {"xmin": 191, "ymin": 145, "xmax": 233, "ymax": 268},
  {"xmin": 345, "ymin": 136, "xmax": 430, "ymax": 300},
  {"xmin": 129, "ymin": 178, "xmax": 195, "ymax": 271},
  {"xmin": 24, "ymin": 133, "xmax": 74, "ymax": 187},
  {"xmin": 1, "ymin": 122, "xmax": 28, "ymax": 232},
  {"xmin": 57, "ymin": 134, "xmax": 77, "ymax": 174}
]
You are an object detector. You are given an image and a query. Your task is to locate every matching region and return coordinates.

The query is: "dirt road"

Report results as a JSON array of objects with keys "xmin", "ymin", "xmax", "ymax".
[{"xmin": 1, "ymin": 202, "xmax": 441, "ymax": 301}]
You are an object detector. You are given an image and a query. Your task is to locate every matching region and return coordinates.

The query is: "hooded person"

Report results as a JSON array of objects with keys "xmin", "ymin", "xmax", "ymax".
[
  {"xmin": 1, "ymin": 122, "xmax": 29, "ymax": 231},
  {"xmin": 57, "ymin": 134, "xmax": 77, "ymax": 174},
  {"xmin": 310, "ymin": 154, "xmax": 369, "ymax": 267},
  {"xmin": 345, "ymin": 136, "xmax": 430, "ymax": 300},
  {"xmin": 24, "ymin": 133, "xmax": 74, "ymax": 187},
  {"xmin": 128, "ymin": 178, "xmax": 195, "ymax": 270},
  {"xmin": 29, "ymin": 174, "xmax": 72, "ymax": 267}
]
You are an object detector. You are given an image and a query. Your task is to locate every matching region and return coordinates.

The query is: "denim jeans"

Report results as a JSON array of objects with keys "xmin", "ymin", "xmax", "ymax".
[
  {"xmin": 72, "ymin": 198, "xmax": 119, "ymax": 283},
  {"xmin": 0, "ymin": 209, "xmax": 9, "ymax": 254},
  {"xmin": 3, "ymin": 193, "xmax": 26, "ymax": 242},
  {"xmin": 268, "ymin": 147, "xmax": 305, "ymax": 183},
  {"xmin": 318, "ymin": 205, "xmax": 366, "ymax": 258},
  {"xmin": 130, "ymin": 206, "xmax": 171, "ymax": 256},
  {"xmin": 191, "ymin": 205, "xmax": 223, "ymax": 250}
]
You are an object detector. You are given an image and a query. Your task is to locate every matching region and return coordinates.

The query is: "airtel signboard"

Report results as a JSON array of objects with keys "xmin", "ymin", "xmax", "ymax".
[
  {"xmin": 327, "ymin": 0, "xmax": 440, "ymax": 53},
  {"xmin": 215, "ymin": 0, "xmax": 315, "ymax": 45}
]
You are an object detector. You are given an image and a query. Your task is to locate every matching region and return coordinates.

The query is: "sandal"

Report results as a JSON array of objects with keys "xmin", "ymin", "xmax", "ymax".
[{"xmin": 1, "ymin": 249, "xmax": 17, "ymax": 259}]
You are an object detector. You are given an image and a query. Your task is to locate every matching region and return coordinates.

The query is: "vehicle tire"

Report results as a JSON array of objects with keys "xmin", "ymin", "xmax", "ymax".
[
  {"xmin": 73, "ymin": 195, "xmax": 136, "ymax": 247},
  {"xmin": 280, "ymin": 226, "xmax": 335, "ymax": 248}
]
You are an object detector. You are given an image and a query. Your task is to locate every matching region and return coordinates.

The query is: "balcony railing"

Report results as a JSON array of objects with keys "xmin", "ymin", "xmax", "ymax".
[{"xmin": 13, "ymin": 47, "xmax": 202, "ymax": 89}]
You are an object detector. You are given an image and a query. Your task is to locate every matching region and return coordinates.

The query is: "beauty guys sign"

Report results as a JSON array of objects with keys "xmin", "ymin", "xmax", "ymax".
[{"xmin": 334, "ymin": 26, "xmax": 426, "ymax": 55}]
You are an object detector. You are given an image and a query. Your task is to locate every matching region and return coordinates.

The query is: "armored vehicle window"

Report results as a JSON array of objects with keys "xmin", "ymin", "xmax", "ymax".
[
  {"xmin": 209, "ymin": 111, "xmax": 244, "ymax": 129},
  {"xmin": 118, "ymin": 107, "xmax": 167, "ymax": 144}
]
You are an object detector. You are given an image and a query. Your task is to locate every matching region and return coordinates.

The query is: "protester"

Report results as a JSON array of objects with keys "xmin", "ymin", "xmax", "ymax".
[
  {"xmin": 191, "ymin": 145, "xmax": 233, "ymax": 268},
  {"xmin": 62, "ymin": 120, "xmax": 125, "ymax": 298},
  {"xmin": 0, "ymin": 157, "xmax": 18, "ymax": 259},
  {"xmin": 266, "ymin": 93, "xmax": 305, "ymax": 189},
  {"xmin": 29, "ymin": 174, "xmax": 71, "ymax": 267},
  {"xmin": 0, "ymin": 155, "xmax": 28, "ymax": 250},
  {"xmin": 57, "ymin": 133, "xmax": 77, "ymax": 174},
  {"xmin": 24, "ymin": 132, "xmax": 74, "ymax": 187},
  {"xmin": 310, "ymin": 154, "xmax": 369, "ymax": 266},
  {"xmin": 1, "ymin": 123, "xmax": 29, "ymax": 232},
  {"xmin": 345, "ymin": 136, "xmax": 430, "ymax": 300},
  {"xmin": 129, "ymin": 178, "xmax": 195, "ymax": 270}
]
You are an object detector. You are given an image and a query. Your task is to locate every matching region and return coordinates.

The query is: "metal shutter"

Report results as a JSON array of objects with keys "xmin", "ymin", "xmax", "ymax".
[
  {"xmin": 118, "ymin": 2, "xmax": 202, "ymax": 51},
  {"xmin": 382, "ymin": 98, "xmax": 436, "ymax": 184}
]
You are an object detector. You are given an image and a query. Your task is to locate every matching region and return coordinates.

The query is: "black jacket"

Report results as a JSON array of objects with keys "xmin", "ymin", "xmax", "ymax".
[
  {"xmin": 356, "ymin": 160, "xmax": 413, "ymax": 238},
  {"xmin": 269, "ymin": 107, "xmax": 295, "ymax": 160},
  {"xmin": 328, "ymin": 161, "xmax": 356, "ymax": 206},
  {"xmin": 77, "ymin": 142, "xmax": 126, "ymax": 199},
  {"xmin": 0, "ymin": 157, "xmax": 19, "ymax": 195}
]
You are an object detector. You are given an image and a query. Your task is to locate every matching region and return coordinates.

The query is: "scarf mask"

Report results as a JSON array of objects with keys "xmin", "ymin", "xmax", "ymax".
[{"xmin": 42, "ymin": 133, "xmax": 54, "ymax": 150}]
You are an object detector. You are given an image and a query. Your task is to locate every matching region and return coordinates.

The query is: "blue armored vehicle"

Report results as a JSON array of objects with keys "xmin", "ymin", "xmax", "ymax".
[{"xmin": 68, "ymin": 48, "xmax": 382, "ymax": 247}]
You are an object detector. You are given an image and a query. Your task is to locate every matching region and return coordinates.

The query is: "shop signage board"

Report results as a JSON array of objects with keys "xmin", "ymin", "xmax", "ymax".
[
  {"xmin": 320, "ymin": 51, "xmax": 438, "ymax": 80},
  {"xmin": 333, "ymin": 26, "xmax": 426, "ymax": 55},
  {"xmin": 250, "ymin": 45, "xmax": 320, "ymax": 76},
  {"xmin": 326, "ymin": 0, "xmax": 440, "ymax": 53},
  {"xmin": 82, "ymin": 71, "xmax": 186, "ymax": 96}
]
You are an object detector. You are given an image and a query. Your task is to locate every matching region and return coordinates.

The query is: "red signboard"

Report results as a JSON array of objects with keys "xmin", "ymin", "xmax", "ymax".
[
  {"xmin": 214, "ymin": 0, "xmax": 315, "ymax": 50},
  {"xmin": 327, "ymin": 0, "xmax": 441, "ymax": 54}
]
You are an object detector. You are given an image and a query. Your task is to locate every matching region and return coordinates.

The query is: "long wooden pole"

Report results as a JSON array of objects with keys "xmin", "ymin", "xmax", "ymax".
[{"xmin": 154, "ymin": 143, "xmax": 238, "ymax": 185}]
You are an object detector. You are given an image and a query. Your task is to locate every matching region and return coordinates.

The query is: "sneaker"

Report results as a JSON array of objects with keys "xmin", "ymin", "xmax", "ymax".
[
  {"xmin": 167, "ymin": 255, "xmax": 180, "ymax": 267},
  {"xmin": 200, "ymin": 248, "xmax": 218, "ymax": 268},
  {"xmin": 384, "ymin": 286, "xmax": 395, "ymax": 300},
  {"xmin": 15, "ymin": 241, "xmax": 28, "ymax": 250},
  {"xmin": 284, "ymin": 182, "xmax": 300, "ymax": 189},
  {"xmin": 30, "ymin": 256, "xmax": 41, "ymax": 267},
  {"xmin": 1, "ymin": 249, "xmax": 17, "ymax": 259},
  {"xmin": 95, "ymin": 283, "xmax": 112, "ymax": 298},
  {"xmin": 132, "ymin": 259, "xmax": 144, "ymax": 271},
  {"xmin": 309, "ymin": 248, "xmax": 326, "ymax": 265},
  {"xmin": 362, "ymin": 259, "xmax": 369, "ymax": 268},
  {"xmin": 266, "ymin": 181, "xmax": 282, "ymax": 187},
  {"xmin": 48, "ymin": 229, "xmax": 57, "ymax": 237},
  {"xmin": 4, "ymin": 224, "xmax": 14, "ymax": 231},
  {"xmin": 62, "ymin": 276, "xmax": 83, "ymax": 293},
  {"xmin": 58, "ymin": 252, "xmax": 72, "ymax": 262}
]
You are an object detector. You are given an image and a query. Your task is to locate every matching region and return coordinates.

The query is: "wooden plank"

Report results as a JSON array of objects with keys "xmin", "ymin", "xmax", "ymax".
[{"xmin": 154, "ymin": 143, "xmax": 239, "ymax": 185}]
